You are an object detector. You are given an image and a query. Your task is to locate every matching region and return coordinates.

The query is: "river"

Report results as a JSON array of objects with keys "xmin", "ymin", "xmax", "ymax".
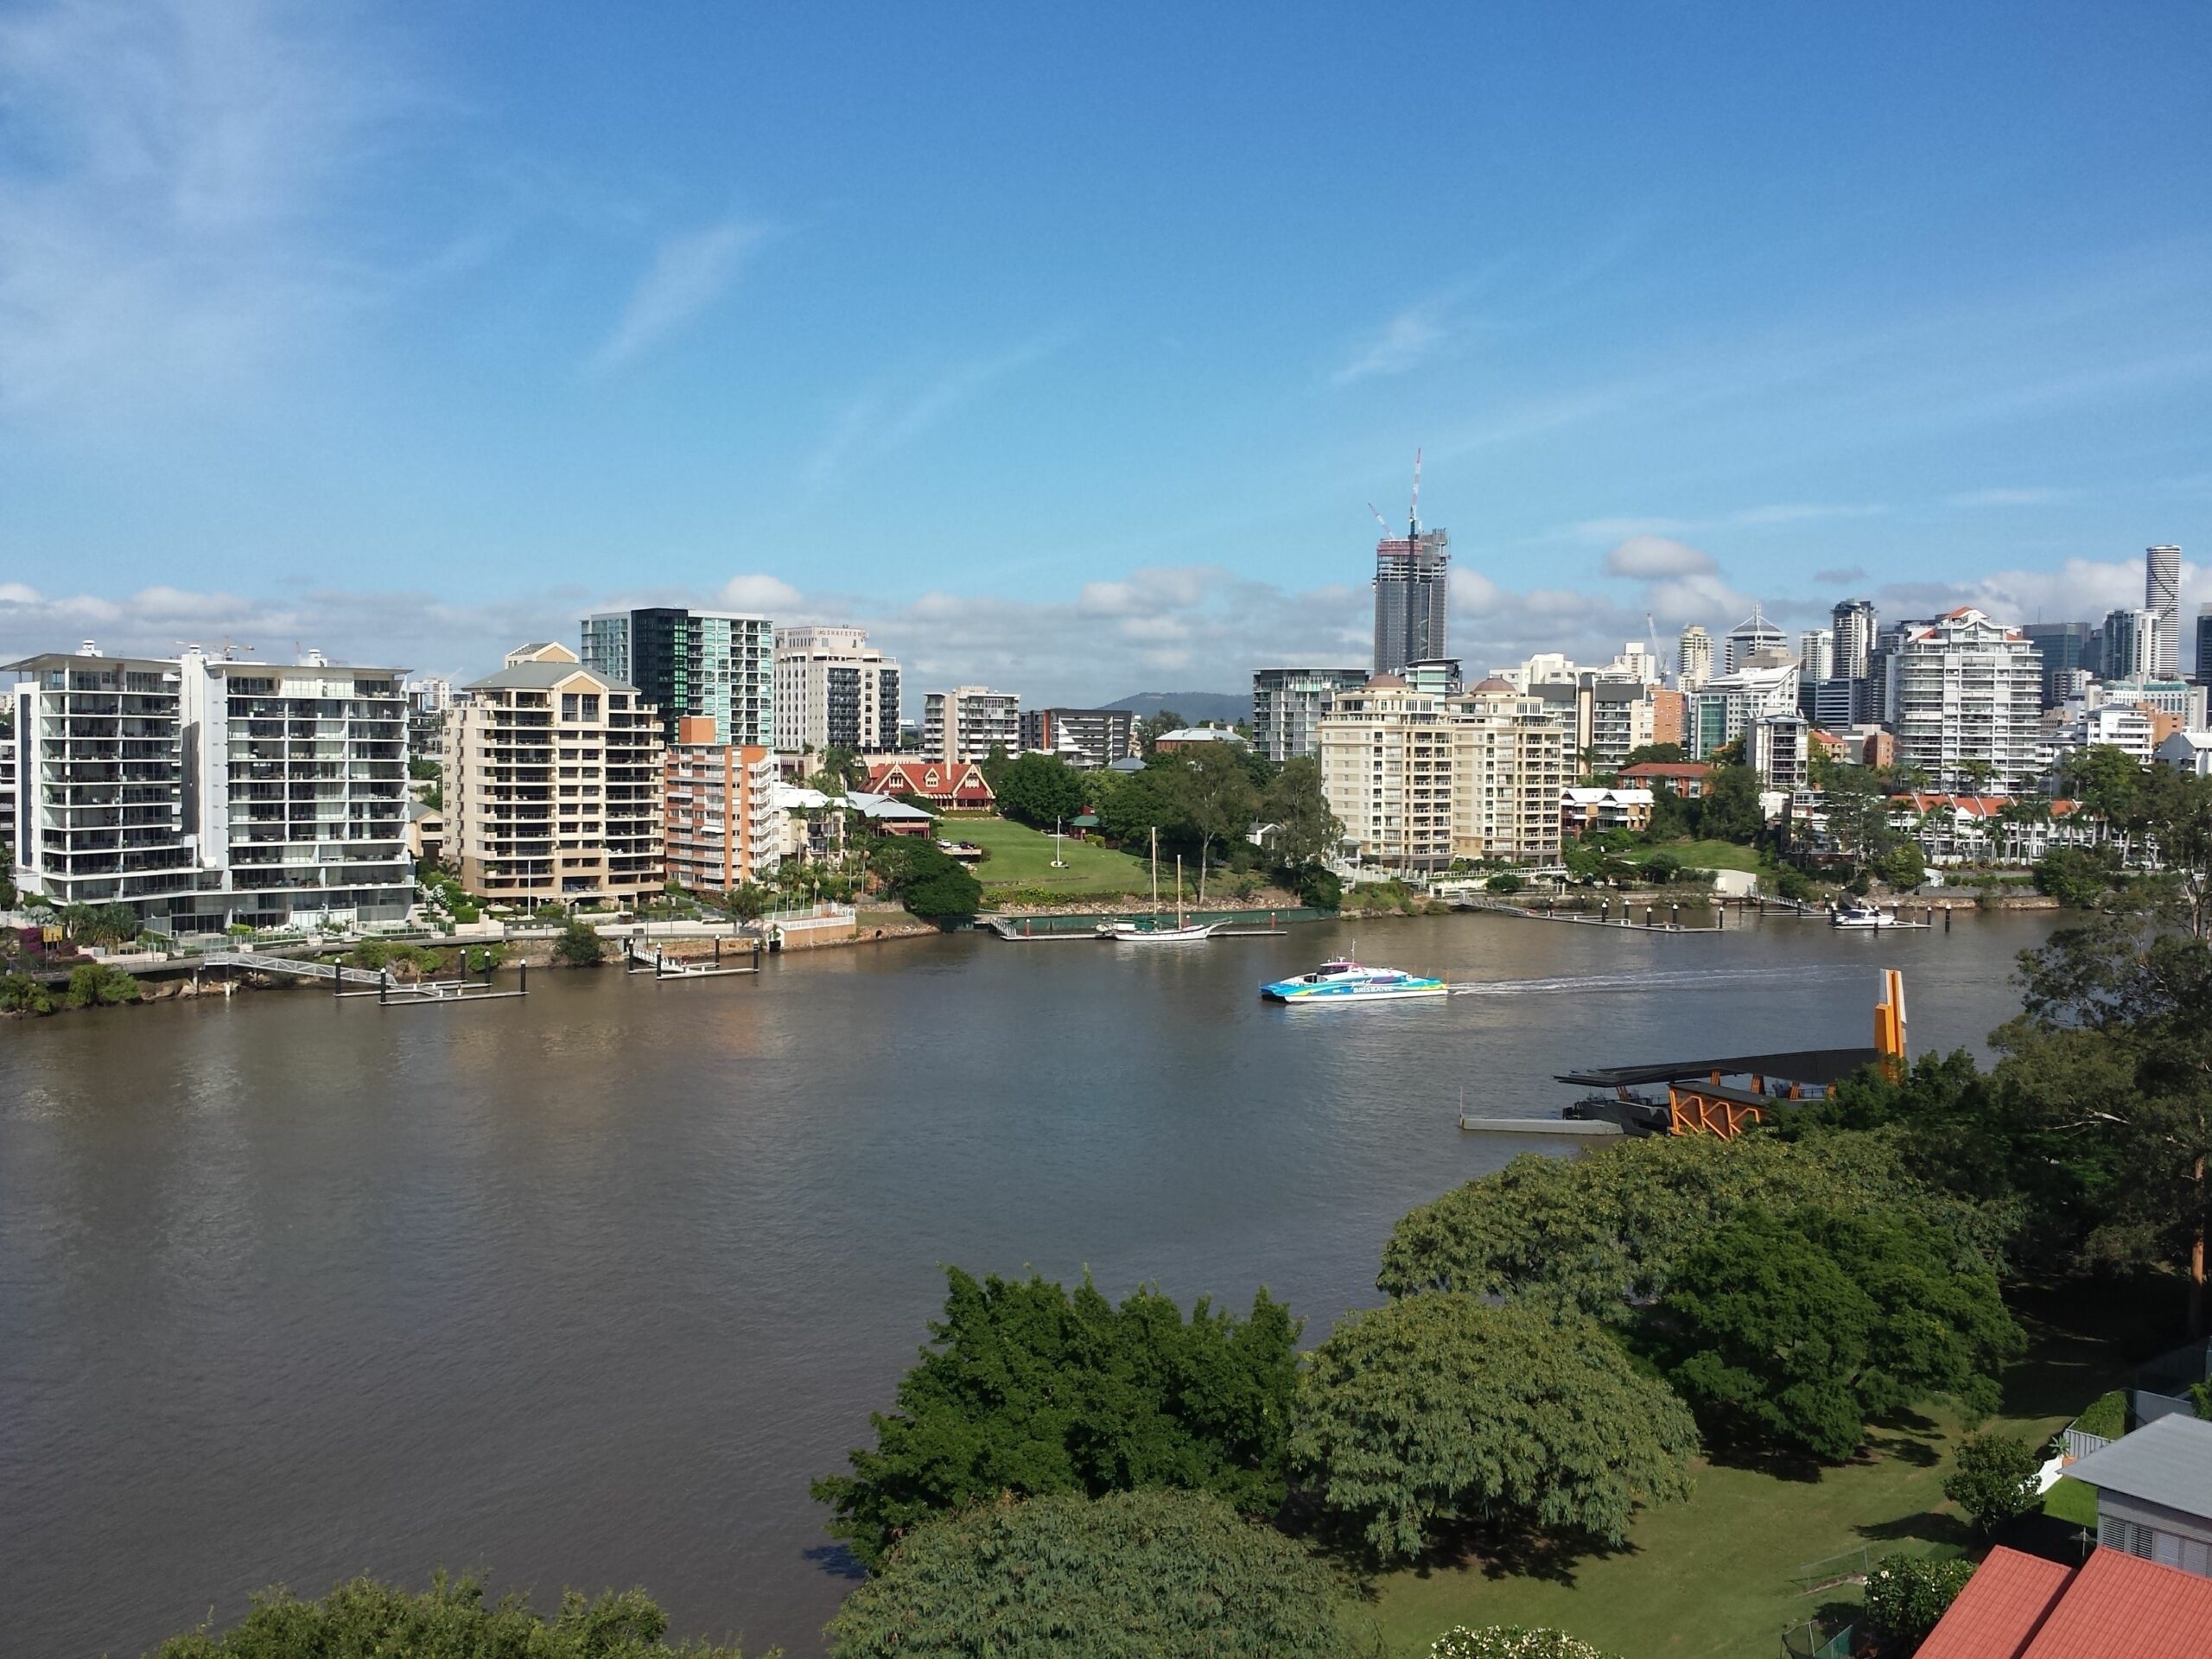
[{"xmin": 0, "ymin": 910, "xmax": 2054, "ymax": 1656}]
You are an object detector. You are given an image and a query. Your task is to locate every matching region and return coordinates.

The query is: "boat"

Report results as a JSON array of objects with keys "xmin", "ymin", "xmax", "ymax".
[
  {"xmin": 1260, "ymin": 958, "xmax": 1448, "ymax": 1003},
  {"xmin": 1830, "ymin": 899, "xmax": 1902, "ymax": 930},
  {"xmin": 1098, "ymin": 835, "xmax": 1218, "ymax": 943}
]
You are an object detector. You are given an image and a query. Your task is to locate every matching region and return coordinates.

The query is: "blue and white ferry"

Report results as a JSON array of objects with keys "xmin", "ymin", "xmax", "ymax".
[{"xmin": 1260, "ymin": 958, "xmax": 1449, "ymax": 1004}]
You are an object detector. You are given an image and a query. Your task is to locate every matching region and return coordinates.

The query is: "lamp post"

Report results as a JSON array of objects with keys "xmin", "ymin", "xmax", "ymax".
[{"xmin": 1052, "ymin": 817, "xmax": 1068, "ymax": 869}]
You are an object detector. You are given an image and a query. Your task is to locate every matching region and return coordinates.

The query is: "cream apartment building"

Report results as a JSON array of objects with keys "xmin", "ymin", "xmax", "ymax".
[{"xmin": 444, "ymin": 643, "xmax": 664, "ymax": 906}]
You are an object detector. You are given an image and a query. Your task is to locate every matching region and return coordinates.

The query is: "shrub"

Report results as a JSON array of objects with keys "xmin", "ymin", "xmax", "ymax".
[
  {"xmin": 553, "ymin": 920, "xmax": 604, "ymax": 967},
  {"xmin": 346, "ymin": 939, "xmax": 392, "ymax": 971},
  {"xmin": 65, "ymin": 962, "xmax": 141, "ymax": 1007},
  {"xmin": 1430, "ymin": 1630, "xmax": 1618, "ymax": 1659},
  {"xmin": 1290, "ymin": 864, "xmax": 1343, "ymax": 910},
  {"xmin": 1862, "ymin": 1554, "xmax": 1974, "ymax": 1648},
  {"xmin": 1944, "ymin": 1432, "xmax": 2044, "ymax": 1535},
  {"xmin": 823, "ymin": 1490, "xmax": 1351, "ymax": 1659},
  {"xmin": 1775, "ymin": 867, "xmax": 1812, "ymax": 902},
  {"xmin": 1485, "ymin": 872, "xmax": 1524, "ymax": 894},
  {"xmin": 2073, "ymin": 1389, "xmax": 2126, "ymax": 1440},
  {"xmin": 0, "ymin": 972, "xmax": 54, "ymax": 1015}
]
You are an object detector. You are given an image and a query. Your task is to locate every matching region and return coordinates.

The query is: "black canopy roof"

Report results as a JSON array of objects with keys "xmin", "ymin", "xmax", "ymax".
[{"xmin": 1556, "ymin": 1047, "xmax": 1882, "ymax": 1090}]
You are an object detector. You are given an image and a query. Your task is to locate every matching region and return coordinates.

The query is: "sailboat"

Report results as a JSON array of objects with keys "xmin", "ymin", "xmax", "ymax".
[{"xmin": 1098, "ymin": 830, "xmax": 1218, "ymax": 943}]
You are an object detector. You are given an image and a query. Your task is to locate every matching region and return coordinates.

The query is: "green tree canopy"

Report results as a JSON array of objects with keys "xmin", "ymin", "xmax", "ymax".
[
  {"xmin": 1693, "ymin": 764, "xmax": 1764, "ymax": 843},
  {"xmin": 995, "ymin": 753, "xmax": 1088, "ymax": 830},
  {"xmin": 813, "ymin": 1268, "xmax": 1300, "ymax": 1569},
  {"xmin": 554, "ymin": 918, "xmax": 605, "ymax": 965},
  {"xmin": 1656, "ymin": 1206, "xmax": 2021, "ymax": 1463},
  {"xmin": 1096, "ymin": 765, "xmax": 1195, "ymax": 849},
  {"xmin": 1943, "ymin": 1431, "xmax": 2043, "ymax": 1535},
  {"xmin": 1261, "ymin": 756, "xmax": 1342, "ymax": 866},
  {"xmin": 1621, "ymin": 743, "xmax": 1686, "ymax": 767},
  {"xmin": 149, "ymin": 1572, "xmax": 762, "ymax": 1658},
  {"xmin": 1376, "ymin": 1131, "xmax": 2001, "ymax": 1321},
  {"xmin": 1290, "ymin": 1295, "xmax": 1698, "ymax": 1565},
  {"xmin": 1176, "ymin": 744, "xmax": 1262, "ymax": 877},
  {"xmin": 823, "ymin": 1489, "xmax": 1351, "ymax": 1659}
]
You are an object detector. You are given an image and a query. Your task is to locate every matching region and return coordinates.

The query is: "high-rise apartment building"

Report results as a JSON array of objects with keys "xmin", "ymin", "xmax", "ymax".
[
  {"xmin": 771, "ymin": 625, "xmax": 900, "ymax": 753},
  {"xmin": 0, "ymin": 716, "xmax": 15, "ymax": 856},
  {"xmin": 1831, "ymin": 600, "xmax": 1878, "ymax": 681},
  {"xmin": 1018, "ymin": 708, "xmax": 1136, "ymax": 768},
  {"xmin": 1799, "ymin": 629, "xmax": 1834, "ymax": 685},
  {"xmin": 1251, "ymin": 668, "xmax": 1375, "ymax": 764},
  {"xmin": 1525, "ymin": 677, "xmax": 1657, "ymax": 775},
  {"xmin": 1723, "ymin": 606, "xmax": 1789, "ymax": 674},
  {"xmin": 1887, "ymin": 608, "xmax": 2044, "ymax": 791},
  {"xmin": 581, "ymin": 608, "xmax": 773, "ymax": 747},
  {"xmin": 2146, "ymin": 544, "xmax": 2182, "ymax": 679},
  {"xmin": 664, "ymin": 719, "xmax": 780, "ymax": 893},
  {"xmin": 445, "ymin": 643, "xmax": 664, "ymax": 906},
  {"xmin": 1372, "ymin": 526, "xmax": 1450, "ymax": 675},
  {"xmin": 1686, "ymin": 662, "xmax": 1802, "ymax": 760},
  {"xmin": 2196, "ymin": 604, "xmax": 2212, "ymax": 683},
  {"xmin": 1317, "ymin": 675, "xmax": 1567, "ymax": 870},
  {"xmin": 8, "ymin": 645, "xmax": 410, "ymax": 931},
  {"xmin": 2100, "ymin": 607, "xmax": 2163, "ymax": 684},
  {"xmin": 1678, "ymin": 625, "xmax": 1714, "ymax": 691},
  {"xmin": 2022, "ymin": 622, "xmax": 2094, "ymax": 709},
  {"xmin": 922, "ymin": 686, "xmax": 1020, "ymax": 764}
]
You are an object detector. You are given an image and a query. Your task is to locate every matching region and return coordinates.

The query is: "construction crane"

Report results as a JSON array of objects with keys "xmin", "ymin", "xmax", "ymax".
[
  {"xmin": 1408, "ymin": 447, "xmax": 1423, "ymax": 537},
  {"xmin": 1366, "ymin": 502, "xmax": 1392, "ymax": 535}
]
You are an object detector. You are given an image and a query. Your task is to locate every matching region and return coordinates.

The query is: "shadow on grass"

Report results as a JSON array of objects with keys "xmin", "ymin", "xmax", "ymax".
[
  {"xmin": 1856, "ymin": 1509, "xmax": 1974, "ymax": 1549},
  {"xmin": 1414, "ymin": 1516, "xmax": 1637, "ymax": 1586}
]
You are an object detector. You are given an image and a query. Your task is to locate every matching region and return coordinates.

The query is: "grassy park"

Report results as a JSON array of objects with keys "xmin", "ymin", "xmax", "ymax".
[
  {"xmin": 953, "ymin": 815, "xmax": 1153, "ymax": 897},
  {"xmin": 1366, "ymin": 1283, "xmax": 2132, "ymax": 1657},
  {"xmin": 1625, "ymin": 836, "xmax": 1767, "ymax": 874}
]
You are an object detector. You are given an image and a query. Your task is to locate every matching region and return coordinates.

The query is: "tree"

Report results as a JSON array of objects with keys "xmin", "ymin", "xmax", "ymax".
[
  {"xmin": 65, "ymin": 962, "xmax": 140, "ymax": 1007},
  {"xmin": 407, "ymin": 755, "xmax": 440, "ymax": 781},
  {"xmin": 1621, "ymin": 742, "xmax": 1686, "ymax": 768},
  {"xmin": 1261, "ymin": 757, "xmax": 1341, "ymax": 867},
  {"xmin": 1136, "ymin": 709, "xmax": 1189, "ymax": 754},
  {"xmin": 1877, "ymin": 838, "xmax": 1927, "ymax": 891},
  {"xmin": 979, "ymin": 741, "xmax": 1013, "ymax": 792},
  {"xmin": 1376, "ymin": 1131, "xmax": 1999, "ymax": 1322},
  {"xmin": 1175, "ymin": 744, "xmax": 1262, "ymax": 889},
  {"xmin": 1096, "ymin": 763, "xmax": 1195, "ymax": 849},
  {"xmin": 1943, "ymin": 1431, "xmax": 2043, "ymax": 1535},
  {"xmin": 554, "ymin": 918, "xmax": 605, "ymax": 966},
  {"xmin": 1861, "ymin": 1554, "xmax": 1975, "ymax": 1649},
  {"xmin": 1485, "ymin": 872, "xmax": 1524, "ymax": 895},
  {"xmin": 813, "ymin": 1268, "xmax": 1299, "ymax": 1569},
  {"xmin": 995, "ymin": 753, "xmax": 1087, "ymax": 830},
  {"xmin": 1999, "ymin": 915, "xmax": 2212, "ymax": 1332},
  {"xmin": 1821, "ymin": 764, "xmax": 1897, "ymax": 869},
  {"xmin": 1694, "ymin": 765, "xmax": 1764, "ymax": 843},
  {"xmin": 2033, "ymin": 843, "xmax": 2127, "ymax": 908},
  {"xmin": 1656, "ymin": 1206, "xmax": 2021, "ymax": 1463},
  {"xmin": 149, "ymin": 1571, "xmax": 761, "ymax": 1658},
  {"xmin": 810, "ymin": 744, "xmax": 867, "ymax": 794},
  {"xmin": 1290, "ymin": 1295, "xmax": 1697, "ymax": 1565},
  {"xmin": 1643, "ymin": 780, "xmax": 1693, "ymax": 842},
  {"xmin": 901, "ymin": 861, "xmax": 982, "ymax": 922},
  {"xmin": 823, "ymin": 1489, "xmax": 1351, "ymax": 1659},
  {"xmin": 0, "ymin": 864, "xmax": 16, "ymax": 910}
]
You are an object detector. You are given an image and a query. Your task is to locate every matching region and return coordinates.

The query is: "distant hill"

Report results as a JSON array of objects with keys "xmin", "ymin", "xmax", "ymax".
[{"xmin": 1102, "ymin": 691, "xmax": 1249, "ymax": 726}]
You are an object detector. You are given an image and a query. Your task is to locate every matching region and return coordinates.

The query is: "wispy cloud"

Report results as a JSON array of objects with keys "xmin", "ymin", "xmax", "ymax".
[
  {"xmin": 1332, "ymin": 299, "xmax": 1453, "ymax": 384},
  {"xmin": 804, "ymin": 334, "xmax": 1067, "ymax": 490},
  {"xmin": 1814, "ymin": 565, "xmax": 1870, "ymax": 585},
  {"xmin": 1726, "ymin": 502, "xmax": 1887, "ymax": 526},
  {"xmin": 1944, "ymin": 486, "xmax": 2078, "ymax": 509},
  {"xmin": 0, "ymin": 0, "xmax": 423, "ymax": 422},
  {"xmin": 587, "ymin": 218, "xmax": 770, "ymax": 373}
]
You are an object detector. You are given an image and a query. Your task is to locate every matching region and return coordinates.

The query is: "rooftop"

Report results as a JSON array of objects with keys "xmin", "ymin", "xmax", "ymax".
[
  {"xmin": 1914, "ymin": 1546, "xmax": 2072, "ymax": 1659},
  {"xmin": 1920, "ymin": 1544, "xmax": 2212, "ymax": 1659},
  {"xmin": 2065, "ymin": 1414, "xmax": 2212, "ymax": 1519}
]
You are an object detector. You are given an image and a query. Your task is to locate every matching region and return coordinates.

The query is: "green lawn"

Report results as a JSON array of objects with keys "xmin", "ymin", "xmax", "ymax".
[
  {"xmin": 1363, "ymin": 1287, "xmax": 2132, "ymax": 1658},
  {"xmin": 1626, "ymin": 837, "xmax": 1765, "ymax": 874},
  {"xmin": 954, "ymin": 816, "xmax": 1154, "ymax": 897}
]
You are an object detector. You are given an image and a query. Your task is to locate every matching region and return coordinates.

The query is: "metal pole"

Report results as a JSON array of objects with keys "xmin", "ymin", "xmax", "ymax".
[{"xmin": 519, "ymin": 961, "xmax": 528, "ymax": 995}]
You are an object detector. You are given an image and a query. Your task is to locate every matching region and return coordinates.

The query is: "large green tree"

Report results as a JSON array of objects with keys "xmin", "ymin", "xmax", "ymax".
[
  {"xmin": 149, "ymin": 1572, "xmax": 761, "ymax": 1658},
  {"xmin": 1261, "ymin": 756, "xmax": 1342, "ymax": 867},
  {"xmin": 1290, "ymin": 1295, "xmax": 1698, "ymax": 1565},
  {"xmin": 813, "ymin": 1268, "xmax": 1300, "ymax": 1568},
  {"xmin": 1175, "ymin": 744, "xmax": 1262, "ymax": 887},
  {"xmin": 1096, "ymin": 764, "xmax": 1195, "ymax": 850},
  {"xmin": 995, "ymin": 753, "xmax": 1088, "ymax": 830},
  {"xmin": 1656, "ymin": 1206, "xmax": 2020, "ymax": 1463},
  {"xmin": 823, "ymin": 1489, "xmax": 1351, "ymax": 1659},
  {"xmin": 1694, "ymin": 765, "xmax": 1764, "ymax": 843},
  {"xmin": 1376, "ymin": 1131, "xmax": 2001, "ymax": 1322}
]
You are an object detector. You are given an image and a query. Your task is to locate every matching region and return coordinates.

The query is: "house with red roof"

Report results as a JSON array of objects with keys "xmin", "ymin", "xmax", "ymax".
[
  {"xmin": 864, "ymin": 758, "xmax": 995, "ymax": 810},
  {"xmin": 1618, "ymin": 760, "xmax": 1713, "ymax": 798},
  {"xmin": 1916, "ymin": 1545, "xmax": 2212, "ymax": 1658}
]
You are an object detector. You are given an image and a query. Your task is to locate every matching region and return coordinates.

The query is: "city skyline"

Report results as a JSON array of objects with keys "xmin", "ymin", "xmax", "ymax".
[{"xmin": 0, "ymin": 3, "xmax": 2208, "ymax": 700}]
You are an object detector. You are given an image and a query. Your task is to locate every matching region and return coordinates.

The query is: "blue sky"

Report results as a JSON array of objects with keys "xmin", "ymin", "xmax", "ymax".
[{"xmin": 1, "ymin": 1, "xmax": 2207, "ymax": 699}]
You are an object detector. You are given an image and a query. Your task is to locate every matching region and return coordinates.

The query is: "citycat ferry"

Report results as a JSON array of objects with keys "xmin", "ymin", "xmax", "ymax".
[{"xmin": 1261, "ymin": 958, "xmax": 1449, "ymax": 1004}]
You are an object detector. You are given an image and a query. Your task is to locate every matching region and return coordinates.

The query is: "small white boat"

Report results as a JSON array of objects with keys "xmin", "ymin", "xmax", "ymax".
[
  {"xmin": 1100, "ymin": 836, "xmax": 1217, "ymax": 944},
  {"xmin": 1261, "ymin": 958, "xmax": 1448, "ymax": 1003},
  {"xmin": 1830, "ymin": 899, "xmax": 1901, "ymax": 930}
]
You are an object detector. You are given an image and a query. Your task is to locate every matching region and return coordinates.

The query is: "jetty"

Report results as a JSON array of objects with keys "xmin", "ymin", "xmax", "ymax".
[{"xmin": 624, "ymin": 938, "xmax": 760, "ymax": 980}]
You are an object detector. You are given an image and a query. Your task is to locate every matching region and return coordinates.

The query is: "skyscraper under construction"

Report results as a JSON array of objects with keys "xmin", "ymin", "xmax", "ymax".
[{"xmin": 1371, "ymin": 454, "xmax": 1449, "ymax": 675}]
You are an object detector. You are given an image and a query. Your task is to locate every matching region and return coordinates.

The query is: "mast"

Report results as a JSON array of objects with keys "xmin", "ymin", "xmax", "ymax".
[
  {"xmin": 1151, "ymin": 825, "xmax": 1160, "ymax": 919},
  {"xmin": 1175, "ymin": 855, "xmax": 1184, "ymax": 929}
]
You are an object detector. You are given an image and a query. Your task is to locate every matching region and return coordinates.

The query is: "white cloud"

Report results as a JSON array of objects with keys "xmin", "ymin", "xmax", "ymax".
[
  {"xmin": 1726, "ymin": 502, "xmax": 1887, "ymax": 526},
  {"xmin": 1944, "ymin": 486, "xmax": 2078, "ymax": 509},
  {"xmin": 1332, "ymin": 300, "xmax": 1451, "ymax": 384},
  {"xmin": 804, "ymin": 334, "xmax": 1066, "ymax": 491},
  {"xmin": 1603, "ymin": 535, "xmax": 1716, "ymax": 579},
  {"xmin": 0, "ymin": 0, "xmax": 422, "ymax": 421},
  {"xmin": 716, "ymin": 573, "xmax": 803, "ymax": 613},
  {"xmin": 1878, "ymin": 556, "xmax": 2202, "ymax": 628},
  {"xmin": 587, "ymin": 218, "xmax": 767, "ymax": 373}
]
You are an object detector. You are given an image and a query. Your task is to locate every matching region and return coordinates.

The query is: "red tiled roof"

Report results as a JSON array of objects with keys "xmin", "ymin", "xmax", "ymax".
[
  {"xmin": 865, "ymin": 760, "xmax": 995, "ymax": 803},
  {"xmin": 2021, "ymin": 1548, "xmax": 2212, "ymax": 1659},
  {"xmin": 1916, "ymin": 1548, "xmax": 2070, "ymax": 1659}
]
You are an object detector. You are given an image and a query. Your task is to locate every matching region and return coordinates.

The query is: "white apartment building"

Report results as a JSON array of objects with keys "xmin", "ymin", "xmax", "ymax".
[
  {"xmin": 2101, "ymin": 608, "xmax": 2163, "ymax": 684},
  {"xmin": 1678, "ymin": 625, "xmax": 1714, "ymax": 691},
  {"xmin": 1799, "ymin": 629, "xmax": 1834, "ymax": 684},
  {"xmin": 445, "ymin": 643, "xmax": 664, "ymax": 906},
  {"xmin": 2093, "ymin": 677, "xmax": 2209, "ymax": 727},
  {"xmin": 1744, "ymin": 712, "xmax": 1809, "ymax": 791},
  {"xmin": 772, "ymin": 625, "xmax": 902, "ymax": 753},
  {"xmin": 2041, "ymin": 702, "xmax": 2157, "ymax": 774},
  {"xmin": 1887, "ymin": 608, "xmax": 2045, "ymax": 791},
  {"xmin": 0, "ymin": 716, "xmax": 15, "ymax": 856},
  {"xmin": 8, "ymin": 644, "xmax": 411, "ymax": 931},
  {"xmin": 923, "ymin": 686, "xmax": 1020, "ymax": 764},
  {"xmin": 1318, "ymin": 674, "xmax": 1568, "ymax": 870},
  {"xmin": 2158, "ymin": 731, "xmax": 2212, "ymax": 776},
  {"xmin": 1686, "ymin": 662, "xmax": 1801, "ymax": 760}
]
